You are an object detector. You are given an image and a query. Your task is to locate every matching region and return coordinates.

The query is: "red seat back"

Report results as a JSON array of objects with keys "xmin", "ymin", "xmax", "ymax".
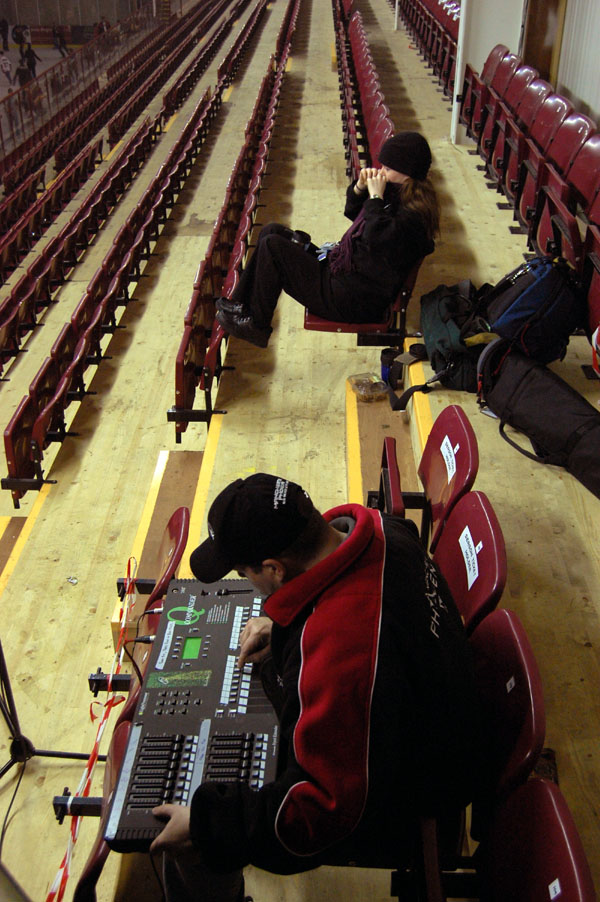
[
  {"xmin": 417, "ymin": 404, "xmax": 479, "ymax": 551},
  {"xmin": 482, "ymin": 778, "xmax": 596, "ymax": 901},
  {"xmin": 432, "ymin": 491, "xmax": 507, "ymax": 633},
  {"xmin": 469, "ymin": 609, "xmax": 546, "ymax": 804}
]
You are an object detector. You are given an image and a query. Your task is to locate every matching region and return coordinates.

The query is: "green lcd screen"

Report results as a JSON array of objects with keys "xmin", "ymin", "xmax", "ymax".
[{"xmin": 182, "ymin": 636, "xmax": 202, "ymax": 660}]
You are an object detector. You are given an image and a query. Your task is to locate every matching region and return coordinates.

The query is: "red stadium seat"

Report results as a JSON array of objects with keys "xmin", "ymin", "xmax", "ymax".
[
  {"xmin": 432, "ymin": 491, "xmax": 507, "ymax": 633},
  {"xmin": 404, "ymin": 403, "xmax": 479, "ymax": 552},
  {"xmin": 478, "ymin": 778, "xmax": 596, "ymax": 901}
]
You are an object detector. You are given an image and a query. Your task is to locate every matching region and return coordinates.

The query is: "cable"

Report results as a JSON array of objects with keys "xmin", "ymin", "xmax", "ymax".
[
  {"xmin": 0, "ymin": 760, "xmax": 26, "ymax": 860},
  {"xmin": 122, "ymin": 639, "xmax": 147, "ymax": 688},
  {"xmin": 149, "ymin": 851, "xmax": 166, "ymax": 901}
]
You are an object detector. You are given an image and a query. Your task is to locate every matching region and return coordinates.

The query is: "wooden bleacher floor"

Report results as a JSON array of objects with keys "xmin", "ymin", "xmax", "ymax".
[{"xmin": 0, "ymin": 0, "xmax": 598, "ymax": 899}]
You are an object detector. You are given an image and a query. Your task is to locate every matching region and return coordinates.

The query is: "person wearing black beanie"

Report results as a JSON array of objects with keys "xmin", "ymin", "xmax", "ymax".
[{"xmin": 216, "ymin": 132, "xmax": 439, "ymax": 348}]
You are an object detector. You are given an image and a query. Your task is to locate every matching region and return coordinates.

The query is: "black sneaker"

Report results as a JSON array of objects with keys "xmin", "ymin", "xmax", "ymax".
[
  {"xmin": 216, "ymin": 296, "xmax": 246, "ymax": 317},
  {"xmin": 216, "ymin": 309, "xmax": 271, "ymax": 348}
]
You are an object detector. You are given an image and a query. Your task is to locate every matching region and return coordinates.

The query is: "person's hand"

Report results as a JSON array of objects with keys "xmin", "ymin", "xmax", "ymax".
[
  {"xmin": 238, "ymin": 616, "xmax": 273, "ymax": 668},
  {"xmin": 355, "ymin": 167, "xmax": 379, "ymax": 193},
  {"xmin": 150, "ymin": 804, "xmax": 193, "ymax": 854},
  {"xmin": 366, "ymin": 169, "xmax": 387, "ymax": 199}
]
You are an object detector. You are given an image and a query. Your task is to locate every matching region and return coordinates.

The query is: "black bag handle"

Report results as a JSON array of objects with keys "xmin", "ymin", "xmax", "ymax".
[
  {"xmin": 387, "ymin": 369, "xmax": 449, "ymax": 411},
  {"xmin": 498, "ymin": 420, "xmax": 549, "ymax": 463}
]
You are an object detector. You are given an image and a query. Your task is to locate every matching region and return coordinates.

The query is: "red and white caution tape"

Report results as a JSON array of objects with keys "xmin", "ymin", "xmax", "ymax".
[{"xmin": 45, "ymin": 558, "xmax": 139, "ymax": 902}]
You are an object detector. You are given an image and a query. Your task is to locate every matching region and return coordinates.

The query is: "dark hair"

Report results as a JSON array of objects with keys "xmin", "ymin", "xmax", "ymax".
[
  {"xmin": 242, "ymin": 508, "xmax": 329, "ymax": 579},
  {"xmin": 398, "ymin": 177, "xmax": 440, "ymax": 241}
]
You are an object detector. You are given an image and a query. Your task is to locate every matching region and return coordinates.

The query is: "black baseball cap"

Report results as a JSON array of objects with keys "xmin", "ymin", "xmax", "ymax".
[{"xmin": 189, "ymin": 474, "xmax": 315, "ymax": 582}]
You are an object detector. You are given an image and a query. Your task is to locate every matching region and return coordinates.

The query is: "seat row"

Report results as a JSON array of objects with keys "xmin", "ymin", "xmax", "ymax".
[
  {"xmin": 0, "ymin": 82, "xmax": 99, "ymax": 188},
  {"xmin": 2, "ymin": 0, "xmax": 210, "ymax": 191},
  {"xmin": 168, "ymin": 0, "xmax": 302, "ymax": 439},
  {"xmin": 393, "ymin": 0, "xmax": 460, "ymax": 99},
  {"xmin": 0, "ymin": 167, "xmax": 46, "ymax": 237},
  {"xmin": 335, "ymin": 6, "xmax": 394, "ymax": 180},
  {"xmin": 0, "ymin": 115, "xmax": 165, "ymax": 506},
  {"xmin": 459, "ymin": 44, "xmax": 600, "ymax": 338},
  {"xmin": 0, "ymin": 120, "xmax": 159, "ymax": 380},
  {"xmin": 368, "ymin": 403, "xmax": 595, "ymax": 899},
  {"xmin": 2, "ymin": 1, "xmax": 273, "ymax": 501},
  {"xmin": 302, "ymin": 3, "xmax": 417, "ymax": 345},
  {"xmin": 217, "ymin": 0, "xmax": 268, "ymax": 86},
  {"xmin": 0, "ymin": 138, "xmax": 103, "ymax": 288},
  {"xmin": 107, "ymin": 0, "xmax": 237, "ymax": 147},
  {"xmin": 162, "ymin": 3, "xmax": 236, "ymax": 117},
  {"xmin": 1, "ymin": 89, "xmax": 216, "ymax": 506},
  {"xmin": 169, "ymin": 55, "xmax": 284, "ymax": 438}
]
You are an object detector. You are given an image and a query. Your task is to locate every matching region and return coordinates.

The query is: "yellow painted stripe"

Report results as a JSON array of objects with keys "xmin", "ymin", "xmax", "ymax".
[
  {"xmin": 345, "ymin": 379, "xmax": 363, "ymax": 505},
  {"xmin": 105, "ymin": 141, "xmax": 123, "ymax": 161},
  {"xmin": 164, "ymin": 113, "xmax": 177, "ymax": 133},
  {"xmin": 285, "ymin": 56, "xmax": 292, "ymax": 72},
  {"xmin": 223, "ymin": 85, "xmax": 234, "ymax": 102},
  {"xmin": 0, "ymin": 484, "xmax": 51, "ymax": 596},
  {"xmin": 180, "ymin": 413, "xmax": 224, "ymax": 577},
  {"xmin": 128, "ymin": 449, "xmax": 170, "ymax": 565}
]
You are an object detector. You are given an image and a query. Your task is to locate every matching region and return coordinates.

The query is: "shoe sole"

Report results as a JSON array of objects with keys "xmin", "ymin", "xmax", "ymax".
[{"xmin": 216, "ymin": 310, "xmax": 270, "ymax": 348}]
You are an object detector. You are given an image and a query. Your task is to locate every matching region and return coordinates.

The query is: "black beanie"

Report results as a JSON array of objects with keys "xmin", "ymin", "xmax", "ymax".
[{"xmin": 378, "ymin": 132, "xmax": 432, "ymax": 181}]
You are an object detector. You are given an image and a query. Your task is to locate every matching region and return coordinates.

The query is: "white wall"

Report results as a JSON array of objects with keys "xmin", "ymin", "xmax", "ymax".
[
  {"xmin": 451, "ymin": 0, "xmax": 528, "ymax": 142},
  {"xmin": 557, "ymin": 0, "xmax": 600, "ymax": 123}
]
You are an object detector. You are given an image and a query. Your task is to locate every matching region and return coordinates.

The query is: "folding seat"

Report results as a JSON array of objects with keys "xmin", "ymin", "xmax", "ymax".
[
  {"xmin": 438, "ymin": 32, "xmax": 458, "ymax": 97},
  {"xmin": 51, "ymin": 322, "xmax": 80, "ymax": 376},
  {"xmin": 0, "ymin": 301, "xmax": 21, "ymax": 374},
  {"xmin": 470, "ymin": 52, "xmax": 519, "ymax": 143},
  {"xmin": 371, "ymin": 404, "xmax": 479, "ymax": 551},
  {"xmin": 25, "ymin": 245, "xmax": 63, "ymax": 313},
  {"xmin": 431, "ymin": 491, "xmax": 507, "ymax": 633},
  {"xmin": 9, "ymin": 217, "xmax": 33, "ymax": 265},
  {"xmin": 515, "ymin": 111, "xmax": 595, "ymax": 230},
  {"xmin": 64, "ymin": 329, "xmax": 93, "ymax": 400},
  {"xmin": 0, "ymin": 237, "xmax": 14, "ymax": 285},
  {"xmin": 29, "ymin": 357, "xmax": 62, "ymax": 426},
  {"xmin": 530, "ymin": 133, "xmax": 600, "ymax": 268},
  {"xmin": 304, "ymin": 254, "xmax": 422, "ymax": 346},
  {"xmin": 487, "ymin": 78, "xmax": 551, "ymax": 190},
  {"xmin": 10, "ymin": 272, "xmax": 39, "ymax": 338},
  {"xmin": 198, "ymin": 322, "xmax": 227, "ymax": 421},
  {"xmin": 477, "ymin": 778, "xmax": 596, "ymax": 901},
  {"xmin": 370, "ymin": 116, "xmax": 394, "ymax": 167},
  {"xmin": 2, "ymin": 394, "xmax": 41, "ymax": 507},
  {"xmin": 505, "ymin": 92, "xmax": 572, "ymax": 207},
  {"xmin": 71, "ymin": 271, "xmax": 106, "ymax": 337},
  {"xmin": 368, "ymin": 436, "xmax": 404, "ymax": 517},
  {"xmin": 478, "ymin": 64, "xmax": 537, "ymax": 166},
  {"xmin": 469, "ymin": 608, "xmax": 546, "ymax": 828}
]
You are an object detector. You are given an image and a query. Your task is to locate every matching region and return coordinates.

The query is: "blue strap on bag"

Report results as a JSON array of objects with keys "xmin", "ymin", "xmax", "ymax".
[{"xmin": 482, "ymin": 256, "xmax": 586, "ymax": 364}]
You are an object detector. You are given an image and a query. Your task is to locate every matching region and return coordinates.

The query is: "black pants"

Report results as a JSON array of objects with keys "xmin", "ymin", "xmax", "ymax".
[{"xmin": 231, "ymin": 223, "xmax": 386, "ymax": 327}]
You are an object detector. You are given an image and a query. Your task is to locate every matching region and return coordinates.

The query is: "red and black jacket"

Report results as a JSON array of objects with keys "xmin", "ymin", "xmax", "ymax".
[{"xmin": 190, "ymin": 504, "xmax": 481, "ymax": 874}]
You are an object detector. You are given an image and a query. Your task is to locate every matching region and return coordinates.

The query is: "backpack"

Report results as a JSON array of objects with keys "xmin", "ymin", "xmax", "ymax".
[
  {"xmin": 387, "ymin": 280, "xmax": 493, "ymax": 410},
  {"xmin": 419, "ymin": 279, "xmax": 493, "ymax": 391},
  {"xmin": 481, "ymin": 256, "xmax": 585, "ymax": 363}
]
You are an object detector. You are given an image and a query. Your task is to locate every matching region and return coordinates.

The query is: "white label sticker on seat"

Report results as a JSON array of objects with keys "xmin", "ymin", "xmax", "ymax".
[
  {"xmin": 548, "ymin": 878, "xmax": 562, "ymax": 898},
  {"xmin": 459, "ymin": 525, "xmax": 478, "ymax": 589},
  {"xmin": 441, "ymin": 435, "xmax": 457, "ymax": 483}
]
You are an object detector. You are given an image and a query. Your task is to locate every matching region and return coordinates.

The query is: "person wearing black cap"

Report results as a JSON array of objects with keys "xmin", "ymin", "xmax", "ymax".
[
  {"xmin": 150, "ymin": 474, "xmax": 482, "ymax": 900},
  {"xmin": 215, "ymin": 131, "xmax": 439, "ymax": 347}
]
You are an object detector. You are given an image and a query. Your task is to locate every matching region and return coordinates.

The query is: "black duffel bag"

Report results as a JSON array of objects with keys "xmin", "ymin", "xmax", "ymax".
[{"xmin": 477, "ymin": 338, "xmax": 600, "ymax": 500}]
